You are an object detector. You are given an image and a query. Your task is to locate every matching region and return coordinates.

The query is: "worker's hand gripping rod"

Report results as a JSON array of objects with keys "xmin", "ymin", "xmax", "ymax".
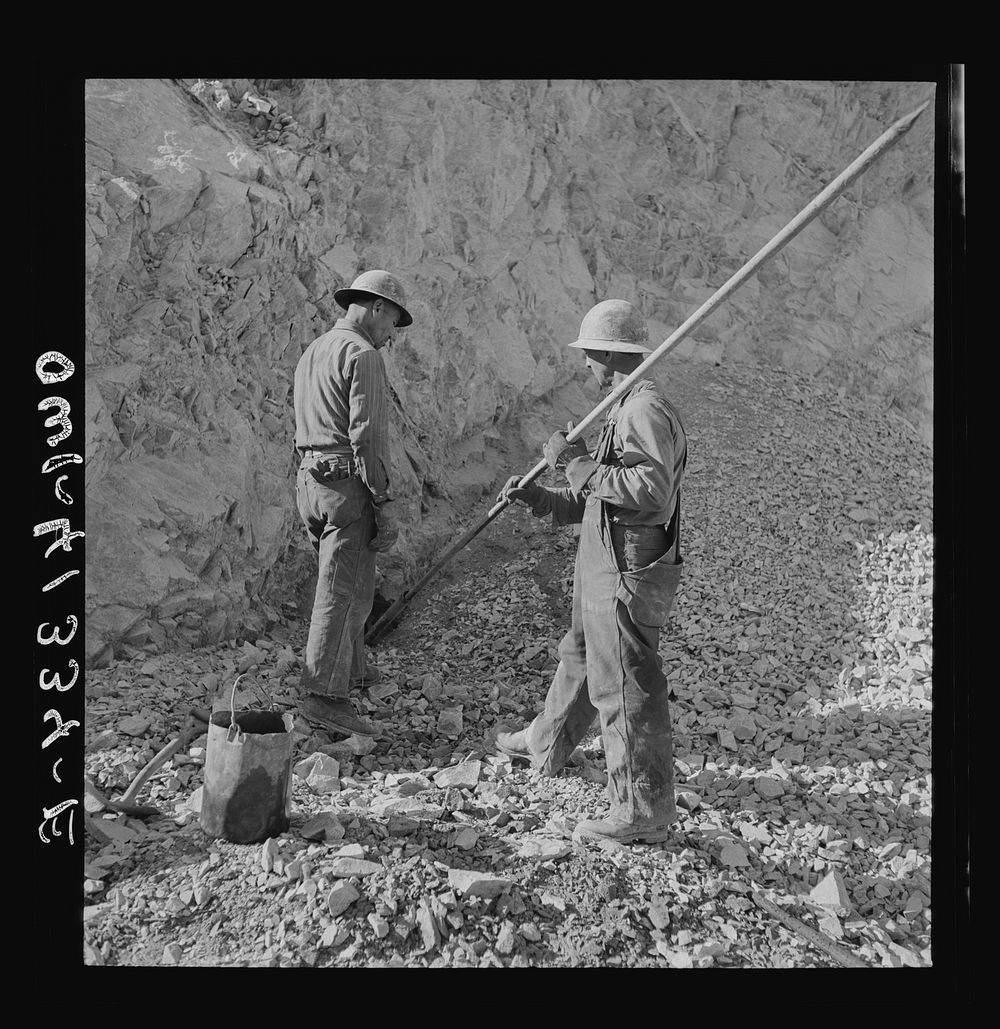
[{"xmin": 365, "ymin": 99, "xmax": 930, "ymax": 644}]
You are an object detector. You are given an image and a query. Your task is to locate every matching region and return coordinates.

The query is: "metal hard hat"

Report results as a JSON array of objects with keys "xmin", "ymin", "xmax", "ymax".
[
  {"xmin": 567, "ymin": 299, "xmax": 651, "ymax": 354},
  {"xmin": 333, "ymin": 269, "xmax": 413, "ymax": 327}
]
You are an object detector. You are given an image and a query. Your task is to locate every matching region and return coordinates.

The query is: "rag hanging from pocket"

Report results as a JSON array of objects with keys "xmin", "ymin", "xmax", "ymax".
[{"xmin": 612, "ymin": 491, "xmax": 684, "ymax": 628}]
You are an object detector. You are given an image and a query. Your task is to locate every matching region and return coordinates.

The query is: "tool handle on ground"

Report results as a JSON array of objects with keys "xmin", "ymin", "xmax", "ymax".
[
  {"xmin": 365, "ymin": 100, "xmax": 929, "ymax": 643},
  {"xmin": 750, "ymin": 888, "xmax": 870, "ymax": 968},
  {"xmin": 116, "ymin": 714, "xmax": 200, "ymax": 808}
]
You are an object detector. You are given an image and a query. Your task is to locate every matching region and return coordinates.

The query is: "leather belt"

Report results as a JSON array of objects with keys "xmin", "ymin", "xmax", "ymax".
[{"xmin": 301, "ymin": 448, "xmax": 357, "ymax": 477}]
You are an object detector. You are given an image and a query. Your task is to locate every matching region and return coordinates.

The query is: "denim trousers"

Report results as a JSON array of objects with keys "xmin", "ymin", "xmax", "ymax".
[
  {"xmin": 296, "ymin": 454, "xmax": 375, "ymax": 699},
  {"xmin": 525, "ymin": 497, "xmax": 682, "ymax": 824}
]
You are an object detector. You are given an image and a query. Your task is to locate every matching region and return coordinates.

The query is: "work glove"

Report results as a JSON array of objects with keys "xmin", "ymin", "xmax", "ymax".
[
  {"xmin": 369, "ymin": 500, "xmax": 401, "ymax": 552},
  {"xmin": 498, "ymin": 474, "xmax": 544, "ymax": 507},
  {"xmin": 543, "ymin": 428, "xmax": 590, "ymax": 471}
]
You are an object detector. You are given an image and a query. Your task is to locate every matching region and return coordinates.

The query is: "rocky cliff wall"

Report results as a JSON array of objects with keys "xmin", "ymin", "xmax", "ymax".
[{"xmin": 84, "ymin": 77, "xmax": 934, "ymax": 665}]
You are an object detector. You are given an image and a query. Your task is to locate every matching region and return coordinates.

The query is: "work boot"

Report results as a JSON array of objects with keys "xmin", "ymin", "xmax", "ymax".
[
  {"xmin": 493, "ymin": 728, "xmax": 534, "ymax": 763},
  {"xmin": 572, "ymin": 816, "xmax": 673, "ymax": 845},
  {"xmin": 300, "ymin": 694, "xmax": 377, "ymax": 737},
  {"xmin": 493, "ymin": 728, "xmax": 587, "ymax": 772}
]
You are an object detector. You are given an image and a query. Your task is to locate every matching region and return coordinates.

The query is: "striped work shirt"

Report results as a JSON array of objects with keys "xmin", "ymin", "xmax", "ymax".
[{"xmin": 294, "ymin": 317, "xmax": 392, "ymax": 503}]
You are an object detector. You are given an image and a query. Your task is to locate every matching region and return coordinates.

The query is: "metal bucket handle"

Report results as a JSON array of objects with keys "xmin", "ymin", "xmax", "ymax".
[{"xmin": 227, "ymin": 673, "xmax": 277, "ymax": 744}]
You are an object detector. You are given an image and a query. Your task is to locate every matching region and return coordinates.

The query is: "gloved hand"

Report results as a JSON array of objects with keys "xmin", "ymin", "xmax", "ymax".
[
  {"xmin": 369, "ymin": 500, "xmax": 400, "ymax": 552},
  {"xmin": 498, "ymin": 474, "xmax": 543, "ymax": 507},
  {"xmin": 543, "ymin": 429, "xmax": 589, "ymax": 471}
]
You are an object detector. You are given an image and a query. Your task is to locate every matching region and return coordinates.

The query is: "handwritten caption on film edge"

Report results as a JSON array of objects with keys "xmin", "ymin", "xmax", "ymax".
[{"xmin": 35, "ymin": 351, "xmax": 82, "ymax": 845}]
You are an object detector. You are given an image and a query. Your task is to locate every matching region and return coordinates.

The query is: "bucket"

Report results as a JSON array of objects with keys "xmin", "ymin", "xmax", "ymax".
[{"xmin": 200, "ymin": 675, "xmax": 295, "ymax": 844}]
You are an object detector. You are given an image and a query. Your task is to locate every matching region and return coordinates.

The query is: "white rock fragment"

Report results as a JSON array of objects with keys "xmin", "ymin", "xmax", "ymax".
[
  {"xmin": 818, "ymin": 913, "xmax": 844, "ymax": 939},
  {"xmin": 676, "ymin": 788, "xmax": 702, "ymax": 812},
  {"xmin": 433, "ymin": 760, "xmax": 482, "ymax": 789},
  {"xmin": 540, "ymin": 891, "xmax": 566, "ymax": 912},
  {"xmin": 369, "ymin": 795, "xmax": 445, "ymax": 821},
  {"xmin": 119, "ymin": 715, "xmax": 150, "ymax": 737},
  {"xmin": 327, "ymin": 857, "xmax": 382, "ymax": 877},
  {"xmin": 517, "ymin": 837, "xmax": 571, "ymax": 861},
  {"xmin": 326, "ymin": 883, "xmax": 361, "ymax": 917},
  {"xmin": 810, "ymin": 869, "xmax": 852, "ymax": 916},
  {"xmin": 447, "ymin": 869, "xmax": 512, "ymax": 899},
  {"xmin": 83, "ymin": 903, "xmax": 111, "ymax": 925},
  {"xmin": 495, "ymin": 922, "xmax": 517, "ymax": 955},
  {"xmin": 296, "ymin": 752, "xmax": 342, "ymax": 793},
  {"xmin": 367, "ymin": 912, "xmax": 391, "ymax": 938},
  {"xmin": 417, "ymin": 897, "xmax": 440, "ymax": 952},
  {"xmin": 331, "ymin": 843, "xmax": 365, "ymax": 859},
  {"xmin": 657, "ymin": 945, "xmax": 693, "ymax": 968},
  {"xmin": 260, "ymin": 837, "xmax": 280, "ymax": 873},
  {"xmin": 293, "ymin": 753, "xmax": 322, "ymax": 778},
  {"xmin": 320, "ymin": 924, "xmax": 351, "ymax": 948},
  {"xmin": 888, "ymin": 942, "xmax": 923, "ymax": 967},
  {"xmin": 307, "ymin": 771, "xmax": 341, "ymax": 795},
  {"xmin": 647, "ymin": 900, "xmax": 671, "ymax": 930}
]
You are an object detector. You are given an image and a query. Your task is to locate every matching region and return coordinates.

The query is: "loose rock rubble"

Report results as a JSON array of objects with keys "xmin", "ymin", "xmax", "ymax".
[{"xmin": 84, "ymin": 363, "xmax": 932, "ymax": 968}]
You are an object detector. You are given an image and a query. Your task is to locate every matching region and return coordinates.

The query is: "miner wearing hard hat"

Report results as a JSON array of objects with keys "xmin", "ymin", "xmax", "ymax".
[
  {"xmin": 293, "ymin": 270, "xmax": 413, "ymax": 738},
  {"xmin": 495, "ymin": 299, "xmax": 687, "ymax": 845}
]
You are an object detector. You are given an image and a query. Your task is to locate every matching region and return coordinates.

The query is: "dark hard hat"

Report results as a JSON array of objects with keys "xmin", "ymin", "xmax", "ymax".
[
  {"xmin": 334, "ymin": 269, "xmax": 413, "ymax": 327},
  {"xmin": 568, "ymin": 299, "xmax": 650, "ymax": 354}
]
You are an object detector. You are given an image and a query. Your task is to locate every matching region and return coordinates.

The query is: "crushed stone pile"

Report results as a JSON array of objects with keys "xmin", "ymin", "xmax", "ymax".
[{"xmin": 84, "ymin": 362, "xmax": 932, "ymax": 968}]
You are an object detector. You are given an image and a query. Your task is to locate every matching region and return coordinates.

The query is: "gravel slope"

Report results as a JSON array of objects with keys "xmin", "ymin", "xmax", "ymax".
[{"xmin": 83, "ymin": 361, "xmax": 933, "ymax": 968}]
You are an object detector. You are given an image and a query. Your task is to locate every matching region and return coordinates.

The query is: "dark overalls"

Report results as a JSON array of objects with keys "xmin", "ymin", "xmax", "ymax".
[{"xmin": 525, "ymin": 396, "xmax": 686, "ymax": 824}]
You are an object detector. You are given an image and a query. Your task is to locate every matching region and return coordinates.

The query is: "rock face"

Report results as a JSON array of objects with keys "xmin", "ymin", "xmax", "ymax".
[{"xmin": 84, "ymin": 78, "xmax": 933, "ymax": 664}]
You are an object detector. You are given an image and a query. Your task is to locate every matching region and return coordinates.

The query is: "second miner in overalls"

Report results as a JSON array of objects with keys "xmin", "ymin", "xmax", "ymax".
[{"xmin": 497, "ymin": 299, "xmax": 687, "ymax": 844}]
